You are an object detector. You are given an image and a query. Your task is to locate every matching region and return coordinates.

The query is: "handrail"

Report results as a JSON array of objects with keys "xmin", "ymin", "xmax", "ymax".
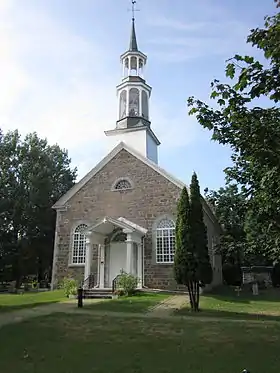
[
  {"xmin": 82, "ymin": 274, "xmax": 95, "ymax": 290},
  {"xmin": 112, "ymin": 274, "xmax": 122, "ymax": 293}
]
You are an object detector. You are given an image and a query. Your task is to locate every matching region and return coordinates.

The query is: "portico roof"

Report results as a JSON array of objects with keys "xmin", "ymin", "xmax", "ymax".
[{"xmin": 88, "ymin": 216, "xmax": 147, "ymax": 236}]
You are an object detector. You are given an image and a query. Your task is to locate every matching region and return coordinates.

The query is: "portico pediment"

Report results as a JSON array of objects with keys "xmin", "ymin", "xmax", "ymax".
[{"xmin": 88, "ymin": 216, "xmax": 147, "ymax": 237}]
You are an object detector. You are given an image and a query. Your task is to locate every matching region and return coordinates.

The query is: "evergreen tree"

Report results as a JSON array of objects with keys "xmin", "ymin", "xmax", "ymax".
[
  {"xmin": 174, "ymin": 175, "xmax": 213, "ymax": 312},
  {"xmin": 174, "ymin": 187, "xmax": 191, "ymax": 286},
  {"xmin": 190, "ymin": 173, "xmax": 213, "ymax": 294}
]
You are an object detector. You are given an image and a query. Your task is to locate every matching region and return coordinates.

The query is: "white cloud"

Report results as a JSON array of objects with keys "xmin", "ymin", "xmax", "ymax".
[
  {"xmin": 0, "ymin": 2, "xmax": 119, "ymax": 175},
  {"xmin": 0, "ymin": 1, "xmax": 206, "ymax": 181},
  {"xmin": 146, "ymin": 15, "xmax": 251, "ymax": 63}
]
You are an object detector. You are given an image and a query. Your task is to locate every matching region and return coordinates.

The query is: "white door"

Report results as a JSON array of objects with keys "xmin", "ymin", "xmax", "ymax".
[{"xmin": 109, "ymin": 242, "xmax": 127, "ymax": 285}]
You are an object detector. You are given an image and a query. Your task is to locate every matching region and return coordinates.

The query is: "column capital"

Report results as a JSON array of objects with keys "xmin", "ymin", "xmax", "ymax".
[{"xmin": 125, "ymin": 231, "xmax": 142, "ymax": 245}]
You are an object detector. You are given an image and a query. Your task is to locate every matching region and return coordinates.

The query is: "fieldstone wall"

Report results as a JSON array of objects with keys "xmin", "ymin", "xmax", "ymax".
[{"xmin": 52, "ymin": 149, "xmax": 222, "ymax": 290}]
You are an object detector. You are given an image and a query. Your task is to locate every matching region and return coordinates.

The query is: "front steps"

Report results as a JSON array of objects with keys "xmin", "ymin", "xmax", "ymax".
[{"xmin": 82, "ymin": 288, "xmax": 114, "ymax": 299}]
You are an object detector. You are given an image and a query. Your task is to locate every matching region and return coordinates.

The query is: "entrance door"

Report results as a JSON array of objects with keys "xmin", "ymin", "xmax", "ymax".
[{"xmin": 109, "ymin": 242, "xmax": 127, "ymax": 285}]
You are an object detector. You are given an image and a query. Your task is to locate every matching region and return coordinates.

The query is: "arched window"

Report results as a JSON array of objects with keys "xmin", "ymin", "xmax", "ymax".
[
  {"xmin": 156, "ymin": 218, "xmax": 175, "ymax": 263},
  {"xmin": 129, "ymin": 88, "xmax": 139, "ymax": 117},
  {"xmin": 119, "ymin": 90, "xmax": 127, "ymax": 119},
  {"xmin": 113, "ymin": 178, "xmax": 132, "ymax": 191},
  {"xmin": 142, "ymin": 91, "xmax": 149, "ymax": 119},
  {"xmin": 72, "ymin": 224, "xmax": 88, "ymax": 264}
]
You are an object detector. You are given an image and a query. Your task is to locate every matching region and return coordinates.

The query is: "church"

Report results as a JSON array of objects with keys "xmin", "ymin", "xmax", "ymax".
[{"xmin": 51, "ymin": 15, "xmax": 223, "ymax": 292}]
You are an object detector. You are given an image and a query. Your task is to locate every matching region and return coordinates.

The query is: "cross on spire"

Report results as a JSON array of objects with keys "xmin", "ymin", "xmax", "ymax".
[
  {"xmin": 128, "ymin": 0, "xmax": 139, "ymax": 51},
  {"xmin": 130, "ymin": 0, "xmax": 139, "ymax": 21}
]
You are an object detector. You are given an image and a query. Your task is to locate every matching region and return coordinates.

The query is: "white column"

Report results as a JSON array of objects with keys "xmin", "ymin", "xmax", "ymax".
[
  {"xmin": 84, "ymin": 233, "xmax": 92, "ymax": 283},
  {"xmin": 122, "ymin": 60, "xmax": 125, "ymax": 77},
  {"xmin": 136, "ymin": 57, "xmax": 139, "ymax": 76},
  {"xmin": 126, "ymin": 88, "xmax": 129, "ymax": 117},
  {"xmin": 125, "ymin": 232, "xmax": 134, "ymax": 274},
  {"xmin": 137, "ymin": 241, "xmax": 142, "ymax": 288},
  {"xmin": 139, "ymin": 89, "xmax": 142, "ymax": 117},
  {"xmin": 128, "ymin": 57, "xmax": 132, "ymax": 75},
  {"xmin": 99, "ymin": 244, "xmax": 105, "ymax": 288}
]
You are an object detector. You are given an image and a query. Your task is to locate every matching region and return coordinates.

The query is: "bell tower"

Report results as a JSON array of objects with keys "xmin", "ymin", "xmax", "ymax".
[{"xmin": 105, "ymin": 1, "xmax": 160, "ymax": 164}]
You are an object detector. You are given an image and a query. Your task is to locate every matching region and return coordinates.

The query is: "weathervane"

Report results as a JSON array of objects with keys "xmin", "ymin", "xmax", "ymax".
[{"xmin": 130, "ymin": 0, "xmax": 140, "ymax": 21}]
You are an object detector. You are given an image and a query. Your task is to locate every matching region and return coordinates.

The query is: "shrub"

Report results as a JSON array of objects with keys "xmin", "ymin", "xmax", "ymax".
[
  {"xmin": 222, "ymin": 263, "xmax": 242, "ymax": 286},
  {"xmin": 114, "ymin": 289, "xmax": 125, "ymax": 297},
  {"xmin": 61, "ymin": 277, "xmax": 78, "ymax": 297},
  {"xmin": 117, "ymin": 270, "xmax": 138, "ymax": 296}
]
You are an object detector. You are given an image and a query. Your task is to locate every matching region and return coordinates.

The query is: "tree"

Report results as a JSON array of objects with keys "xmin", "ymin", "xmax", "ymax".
[
  {"xmin": 174, "ymin": 175, "xmax": 212, "ymax": 312},
  {"xmin": 187, "ymin": 10, "xmax": 280, "ymax": 262},
  {"xmin": 204, "ymin": 184, "xmax": 247, "ymax": 265},
  {"xmin": 174, "ymin": 187, "xmax": 192, "ymax": 294},
  {"xmin": 0, "ymin": 129, "xmax": 77, "ymax": 286},
  {"xmin": 189, "ymin": 173, "xmax": 212, "ymax": 293}
]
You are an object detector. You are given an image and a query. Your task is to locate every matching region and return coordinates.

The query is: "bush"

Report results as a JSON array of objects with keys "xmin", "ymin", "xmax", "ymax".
[
  {"xmin": 117, "ymin": 270, "xmax": 138, "ymax": 296},
  {"xmin": 271, "ymin": 263, "xmax": 280, "ymax": 287},
  {"xmin": 222, "ymin": 263, "xmax": 242, "ymax": 286},
  {"xmin": 61, "ymin": 277, "xmax": 78, "ymax": 297},
  {"xmin": 113, "ymin": 289, "xmax": 125, "ymax": 297}
]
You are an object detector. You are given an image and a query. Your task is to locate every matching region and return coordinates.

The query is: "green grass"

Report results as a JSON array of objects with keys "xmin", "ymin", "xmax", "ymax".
[
  {"xmin": 0, "ymin": 290, "xmax": 66, "ymax": 312},
  {"xmin": 84, "ymin": 292, "xmax": 169, "ymax": 313},
  {"xmin": 1, "ymin": 313, "xmax": 280, "ymax": 373},
  {"xmin": 177, "ymin": 287, "xmax": 280, "ymax": 320}
]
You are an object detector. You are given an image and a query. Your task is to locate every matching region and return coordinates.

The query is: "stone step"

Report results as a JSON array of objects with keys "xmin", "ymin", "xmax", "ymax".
[{"xmin": 83, "ymin": 289, "xmax": 114, "ymax": 299}]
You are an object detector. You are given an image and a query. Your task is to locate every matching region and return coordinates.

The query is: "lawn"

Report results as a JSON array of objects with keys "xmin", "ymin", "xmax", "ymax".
[
  {"xmin": 0, "ymin": 313, "xmax": 280, "ymax": 373},
  {"xmin": 177, "ymin": 287, "xmax": 280, "ymax": 320},
  {"xmin": 84, "ymin": 292, "xmax": 169, "ymax": 313},
  {"xmin": 0, "ymin": 290, "xmax": 66, "ymax": 312}
]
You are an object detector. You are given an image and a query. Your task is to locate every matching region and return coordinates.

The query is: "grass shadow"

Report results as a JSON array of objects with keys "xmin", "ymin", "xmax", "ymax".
[
  {"xmin": 176, "ymin": 307, "xmax": 280, "ymax": 322},
  {"xmin": 203, "ymin": 286, "xmax": 280, "ymax": 304},
  {"xmin": 0, "ymin": 300, "xmax": 64, "ymax": 313},
  {"xmin": 83, "ymin": 293, "xmax": 169, "ymax": 313}
]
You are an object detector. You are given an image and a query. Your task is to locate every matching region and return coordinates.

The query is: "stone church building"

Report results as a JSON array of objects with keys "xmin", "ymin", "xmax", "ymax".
[{"xmin": 51, "ymin": 17, "xmax": 223, "ymax": 291}]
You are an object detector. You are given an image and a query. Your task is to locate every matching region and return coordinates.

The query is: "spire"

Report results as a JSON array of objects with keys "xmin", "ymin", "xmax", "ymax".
[{"xmin": 129, "ymin": 19, "xmax": 138, "ymax": 52}]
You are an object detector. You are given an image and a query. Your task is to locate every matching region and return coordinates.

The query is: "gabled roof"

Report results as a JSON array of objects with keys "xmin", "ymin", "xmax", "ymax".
[
  {"xmin": 53, "ymin": 141, "xmax": 185, "ymax": 209},
  {"xmin": 52, "ymin": 141, "xmax": 220, "ymax": 229},
  {"xmin": 89, "ymin": 216, "xmax": 147, "ymax": 236}
]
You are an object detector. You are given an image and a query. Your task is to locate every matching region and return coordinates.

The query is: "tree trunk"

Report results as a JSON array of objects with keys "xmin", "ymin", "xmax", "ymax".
[
  {"xmin": 196, "ymin": 282, "xmax": 200, "ymax": 312},
  {"xmin": 187, "ymin": 281, "xmax": 195, "ymax": 311}
]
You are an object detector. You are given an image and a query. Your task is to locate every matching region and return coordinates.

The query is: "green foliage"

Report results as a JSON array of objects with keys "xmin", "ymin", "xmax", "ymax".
[
  {"xmin": 190, "ymin": 173, "xmax": 213, "ymax": 287},
  {"xmin": 188, "ymin": 10, "xmax": 280, "ymax": 262},
  {"xmin": 222, "ymin": 263, "xmax": 242, "ymax": 286},
  {"xmin": 204, "ymin": 185, "xmax": 247, "ymax": 266},
  {"xmin": 174, "ymin": 175, "xmax": 212, "ymax": 312},
  {"xmin": 0, "ymin": 129, "xmax": 76, "ymax": 286},
  {"xmin": 174, "ymin": 187, "xmax": 191, "ymax": 285},
  {"xmin": 117, "ymin": 270, "xmax": 138, "ymax": 296},
  {"xmin": 61, "ymin": 277, "xmax": 78, "ymax": 297}
]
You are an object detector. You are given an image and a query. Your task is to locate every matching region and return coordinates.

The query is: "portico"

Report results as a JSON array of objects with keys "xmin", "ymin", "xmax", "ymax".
[{"xmin": 83, "ymin": 217, "xmax": 147, "ymax": 289}]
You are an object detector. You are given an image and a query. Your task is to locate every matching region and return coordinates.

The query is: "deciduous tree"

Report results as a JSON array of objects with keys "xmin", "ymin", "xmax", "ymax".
[
  {"xmin": 0, "ymin": 129, "xmax": 76, "ymax": 286},
  {"xmin": 188, "ymin": 10, "xmax": 280, "ymax": 262}
]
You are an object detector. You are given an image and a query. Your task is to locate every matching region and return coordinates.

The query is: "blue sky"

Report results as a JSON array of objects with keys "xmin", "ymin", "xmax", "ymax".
[{"xmin": 0, "ymin": 0, "xmax": 277, "ymax": 191}]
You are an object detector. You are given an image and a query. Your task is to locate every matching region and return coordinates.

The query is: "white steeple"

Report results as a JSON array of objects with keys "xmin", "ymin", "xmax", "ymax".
[{"xmin": 105, "ymin": 2, "xmax": 160, "ymax": 164}]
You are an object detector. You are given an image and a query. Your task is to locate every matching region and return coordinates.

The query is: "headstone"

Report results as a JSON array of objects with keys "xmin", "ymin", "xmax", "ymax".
[{"xmin": 252, "ymin": 282, "xmax": 259, "ymax": 295}]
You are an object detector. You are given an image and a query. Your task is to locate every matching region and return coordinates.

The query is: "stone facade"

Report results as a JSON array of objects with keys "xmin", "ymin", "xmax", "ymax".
[{"xmin": 52, "ymin": 148, "xmax": 222, "ymax": 290}]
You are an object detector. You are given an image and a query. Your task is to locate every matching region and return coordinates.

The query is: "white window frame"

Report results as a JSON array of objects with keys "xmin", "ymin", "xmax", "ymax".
[
  {"xmin": 155, "ymin": 218, "xmax": 175, "ymax": 264},
  {"xmin": 70, "ymin": 224, "xmax": 88, "ymax": 265},
  {"xmin": 111, "ymin": 177, "xmax": 133, "ymax": 191}
]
